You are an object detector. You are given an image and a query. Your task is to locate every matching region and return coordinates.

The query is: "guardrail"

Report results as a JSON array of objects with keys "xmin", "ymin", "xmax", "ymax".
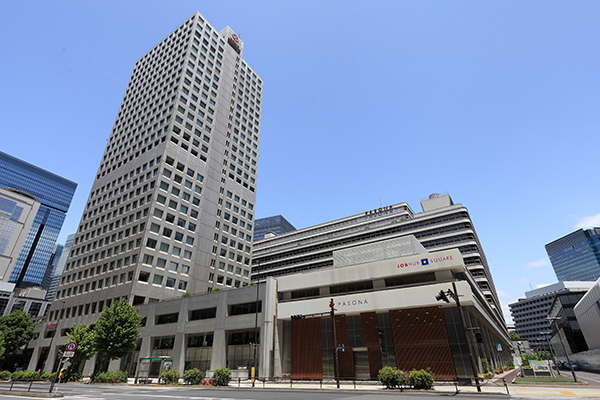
[{"xmin": 0, "ymin": 379, "xmax": 53, "ymax": 393}]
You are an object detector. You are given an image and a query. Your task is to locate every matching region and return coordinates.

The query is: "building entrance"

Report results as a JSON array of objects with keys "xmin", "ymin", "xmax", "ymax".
[{"xmin": 353, "ymin": 350, "xmax": 370, "ymax": 380}]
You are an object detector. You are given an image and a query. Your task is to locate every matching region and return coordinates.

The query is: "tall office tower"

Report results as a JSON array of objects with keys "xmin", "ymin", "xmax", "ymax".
[
  {"xmin": 508, "ymin": 281, "xmax": 594, "ymax": 350},
  {"xmin": 252, "ymin": 193, "xmax": 503, "ymax": 321},
  {"xmin": 45, "ymin": 233, "xmax": 75, "ymax": 302},
  {"xmin": 47, "ymin": 12, "xmax": 262, "ymax": 327},
  {"xmin": 546, "ymin": 228, "xmax": 600, "ymax": 282},
  {"xmin": 253, "ymin": 215, "xmax": 296, "ymax": 241},
  {"xmin": 0, "ymin": 152, "xmax": 77, "ymax": 289}
]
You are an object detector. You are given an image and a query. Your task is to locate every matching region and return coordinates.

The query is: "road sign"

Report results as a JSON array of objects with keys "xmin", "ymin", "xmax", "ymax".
[
  {"xmin": 63, "ymin": 351, "xmax": 75, "ymax": 357},
  {"xmin": 66, "ymin": 342, "xmax": 77, "ymax": 351}
]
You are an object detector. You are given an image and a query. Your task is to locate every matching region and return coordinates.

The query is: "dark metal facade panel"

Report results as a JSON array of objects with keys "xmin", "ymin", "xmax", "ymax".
[
  {"xmin": 390, "ymin": 307, "xmax": 456, "ymax": 379},
  {"xmin": 291, "ymin": 318, "xmax": 322, "ymax": 379}
]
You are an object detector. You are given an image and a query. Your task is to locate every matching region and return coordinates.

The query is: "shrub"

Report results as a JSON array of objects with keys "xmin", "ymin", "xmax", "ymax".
[
  {"xmin": 378, "ymin": 366, "xmax": 400, "ymax": 389},
  {"xmin": 212, "ymin": 368, "xmax": 231, "ymax": 386},
  {"xmin": 183, "ymin": 368, "xmax": 205, "ymax": 385},
  {"xmin": 92, "ymin": 370, "xmax": 128, "ymax": 383},
  {"xmin": 0, "ymin": 370, "xmax": 11, "ymax": 380},
  {"xmin": 11, "ymin": 371, "xmax": 39, "ymax": 381},
  {"xmin": 201, "ymin": 378, "xmax": 214, "ymax": 386},
  {"xmin": 48, "ymin": 372, "xmax": 57, "ymax": 382},
  {"xmin": 409, "ymin": 369, "xmax": 434, "ymax": 390},
  {"xmin": 505, "ymin": 360, "xmax": 515, "ymax": 369},
  {"xmin": 40, "ymin": 371, "xmax": 51, "ymax": 381},
  {"xmin": 160, "ymin": 369, "xmax": 180, "ymax": 384},
  {"xmin": 66, "ymin": 370, "xmax": 82, "ymax": 382},
  {"xmin": 480, "ymin": 358, "xmax": 492, "ymax": 374},
  {"xmin": 494, "ymin": 368, "xmax": 504, "ymax": 375}
]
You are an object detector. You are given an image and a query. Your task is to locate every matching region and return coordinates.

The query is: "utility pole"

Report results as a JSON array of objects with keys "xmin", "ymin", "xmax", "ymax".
[
  {"xmin": 251, "ymin": 280, "xmax": 260, "ymax": 387},
  {"xmin": 436, "ymin": 282, "xmax": 481, "ymax": 392},
  {"xmin": 330, "ymin": 298, "xmax": 340, "ymax": 389}
]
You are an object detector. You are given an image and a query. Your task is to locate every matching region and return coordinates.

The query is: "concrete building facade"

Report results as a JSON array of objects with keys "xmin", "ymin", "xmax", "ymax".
[
  {"xmin": 28, "ymin": 236, "xmax": 511, "ymax": 381},
  {"xmin": 509, "ymin": 281, "xmax": 594, "ymax": 350},
  {"xmin": 252, "ymin": 193, "xmax": 503, "ymax": 324},
  {"xmin": 40, "ymin": 11, "xmax": 262, "ymax": 373}
]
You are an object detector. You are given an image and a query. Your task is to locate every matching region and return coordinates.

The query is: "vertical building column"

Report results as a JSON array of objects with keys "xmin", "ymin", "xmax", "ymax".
[
  {"xmin": 211, "ymin": 329, "xmax": 227, "ymax": 371},
  {"xmin": 172, "ymin": 332, "xmax": 186, "ymax": 373}
]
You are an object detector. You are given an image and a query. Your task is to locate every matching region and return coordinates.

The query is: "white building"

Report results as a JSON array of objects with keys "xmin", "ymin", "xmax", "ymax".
[
  {"xmin": 40, "ymin": 11, "xmax": 262, "ymax": 372},
  {"xmin": 509, "ymin": 281, "xmax": 594, "ymax": 350}
]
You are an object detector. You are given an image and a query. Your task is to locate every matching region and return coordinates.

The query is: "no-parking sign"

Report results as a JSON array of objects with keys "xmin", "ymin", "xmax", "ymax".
[{"xmin": 66, "ymin": 342, "xmax": 77, "ymax": 351}]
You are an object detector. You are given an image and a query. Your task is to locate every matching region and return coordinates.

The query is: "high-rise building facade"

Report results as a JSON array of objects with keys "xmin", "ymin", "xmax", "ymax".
[
  {"xmin": 252, "ymin": 193, "xmax": 503, "ymax": 321},
  {"xmin": 0, "ymin": 152, "xmax": 77, "ymax": 289},
  {"xmin": 45, "ymin": 233, "xmax": 75, "ymax": 302},
  {"xmin": 546, "ymin": 228, "xmax": 600, "ymax": 282},
  {"xmin": 46, "ymin": 11, "xmax": 262, "ymax": 332},
  {"xmin": 253, "ymin": 215, "xmax": 296, "ymax": 241}
]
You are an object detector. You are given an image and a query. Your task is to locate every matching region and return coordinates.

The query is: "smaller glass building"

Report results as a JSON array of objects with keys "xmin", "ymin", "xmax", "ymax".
[
  {"xmin": 546, "ymin": 228, "xmax": 600, "ymax": 282},
  {"xmin": 253, "ymin": 215, "xmax": 296, "ymax": 241}
]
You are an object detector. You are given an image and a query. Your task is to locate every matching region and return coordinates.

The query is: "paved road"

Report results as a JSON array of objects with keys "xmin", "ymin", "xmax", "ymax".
[{"xmin": 1, "ymin": 383, "xmax": 508, "ymax": 400}]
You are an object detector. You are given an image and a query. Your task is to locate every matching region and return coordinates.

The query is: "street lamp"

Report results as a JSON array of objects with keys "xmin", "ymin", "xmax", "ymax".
[
  {"xmin": 546, "ymin": 317, "xmax": 577, "ymax": 383},
  {"xmin": 436, "ymin": 282, "xmax": 481, "ymax": 392}
]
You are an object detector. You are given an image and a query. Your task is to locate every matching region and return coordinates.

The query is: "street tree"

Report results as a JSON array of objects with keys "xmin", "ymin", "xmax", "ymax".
[
  {"xmin": 509, "ymin": 331, "xmax": 520, "ymax": 341},
  {"xmin": 94, "ymin": 299, "xmax": 142, "ymax": 360},
  {"xmin": 0, "ymin": 310, "xmax": 34, "ymax": 362},
  {"xmin": 66, "ymin": 321, "xmax": 96, "ymax": 364}
]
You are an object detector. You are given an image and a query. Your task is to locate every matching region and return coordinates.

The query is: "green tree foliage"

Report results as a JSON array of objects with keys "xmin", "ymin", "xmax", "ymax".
[
  {"xmin": 509, "ymin": 331, "xmax": 521, "ymax": 341},
  {"xmin": 66, "ymin": 321, "xmax": 96, "ymax": 364},
  {"xmin": 94, "ymin": 299, "xmax": 142, "ymax": 360},
  {"xmin": 0, "ymin": 310, "xmax": 34, "ymax": 361}
]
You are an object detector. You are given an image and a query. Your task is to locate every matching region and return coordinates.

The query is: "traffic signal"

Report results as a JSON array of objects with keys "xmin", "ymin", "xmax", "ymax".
[
  {"xmin": 291, "ymin": 314, "xmax": 304, "ymax": 320},
  {"xmin": 59, "ymin": 368, "xmax": 67, "ymax": 379},
  {"xmin": 474, "ymin": 330, "xmax": 483, "ymax": 343},
  {"xmin": 329, "ymin": 298, "xmax": 334, "ymax": 309},
  {"xmin": 436, "ymin": 290, "xmax": 450, "ymax": 303}
]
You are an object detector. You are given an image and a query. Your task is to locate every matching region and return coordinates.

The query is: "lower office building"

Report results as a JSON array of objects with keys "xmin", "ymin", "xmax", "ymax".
[
  {"xmin": 508, "ymin": 281, "xmax": 594, "ymax": 350},
  {"xmin": 252, "ymin": 193, "xmax": 504, "ymax": 325},
  {"xmin": 28, "ymin": 236, "xmax": 510, "ymax": 382}
]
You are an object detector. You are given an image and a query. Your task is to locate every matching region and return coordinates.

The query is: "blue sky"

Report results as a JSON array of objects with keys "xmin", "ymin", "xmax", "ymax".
[{"xmin": 1, "ymin": 1, "xmax": 599, "ymax": 321}]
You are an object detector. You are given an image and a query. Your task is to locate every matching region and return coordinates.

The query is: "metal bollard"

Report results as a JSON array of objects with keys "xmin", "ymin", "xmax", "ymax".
[
  {"xmin": 503, "ymin": 377, "xmax": 509, "ymax": 396},
  {"xmin": 320, "ymin": 379, "xmax": 322, "ymax": 389},
  {"xmin": 454, "ymin": 380, "xmax": 459, "ymax": 394},
  {"xmin": 353, "ymin": 380, "xmax": 356, "ymax": 389},
  {"xmin": 290, "ymin": 378, "xmax": 293, "ymax": 388},
  {"xmin": 238, "ymin": 377, "xmax": 240, "ymax": 387},
  {"xmin": 28, "ymin": 380, "xmax": 33, "ymax": 392}
]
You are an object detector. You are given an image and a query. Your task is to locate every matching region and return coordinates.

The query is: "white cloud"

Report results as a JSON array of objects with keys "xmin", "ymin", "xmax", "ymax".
[
  {"xmin": 524, "ymin": 257, "xmax": 551, "ymax": 268},
  {"xmin": 575, "ymin": 213, "xmax": 600, "ymax": 229},
  {"xmin": 511, "ymin": 277, "xmax": 530, "ymax": 287}
]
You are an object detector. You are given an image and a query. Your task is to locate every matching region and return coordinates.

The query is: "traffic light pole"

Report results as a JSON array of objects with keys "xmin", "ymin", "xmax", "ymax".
[
  {"xmin": 330, "ymin": 298, "xmax": 340, "ymax": 389},
  {"xmin": 451, "ymin": 282, "xmax": 481, "ymax": 393}
]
